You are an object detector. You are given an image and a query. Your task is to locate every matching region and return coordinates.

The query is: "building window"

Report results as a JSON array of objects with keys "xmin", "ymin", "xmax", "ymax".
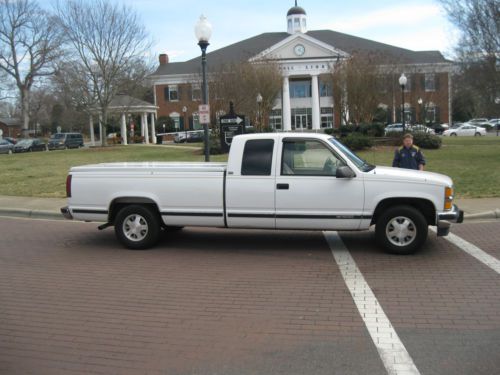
[
  {"xmin": 163, "ymin": 87, "xmax": 169, "ymax": 101},
  {"xmin": 170, "ymin": 112, "xmax": 180, "ymax": 129},
  {"xmin": 192, "ymin": 112, "xmax": 201, "ymax": 130},
  {"xmin": 192, "ymin": 84, "xmax": 201, "ymax": 101},
  {"xmin": 320, "ymin": 80, "xmax": 332, "ymax": 97},
  {"xmin": 290, "ymin": 79, "xmax": 311, "ymax": 98},
  {"xmin": 288, "ymin": 19, "xmax": 292, "ymax": 30},
  {"xmin": 269, "ymin": 109, "xmax": 282, "ymax": 130},
  {"xmin": 425, "ymin": 74, "xmax": 436, "ymax": 92},
  {"xmin": 168, "ymin": 85, "xmax": 179, "ymax": 101},
  {"xmin": 241, "ymin": 139, "xmax": 274, "ymax": 176},
  {"xmin": 302, "ymin": 19, "xmax": 306, "ymax": 29},
  {"xmin": 294, "ymin": 18, "xmax": 300, "ymax": 29},
  {"xmin": 320, "ymin": 107, "xmax": 333, "ymax": 128}
]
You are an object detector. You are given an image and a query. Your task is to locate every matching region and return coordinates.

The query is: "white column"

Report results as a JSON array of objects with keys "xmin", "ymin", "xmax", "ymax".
[
  {"xmin": 150, "ymin": 113, "xmax": 156, "ymax": 144},
  {"xmin": 121, "ymin": 113, "xmax": 128, "ymax": 145},
  {"xmin": 98, "ymin": 114, "xmax": 103, "ymax": 145},
  {"xmin": 89, "ymin": 116, "xmax": 95, "ymax": 146},
  {"xmin": 282, "ymin": 76, "xmax": 291, "ymax": 131},
  {"xmin": 143, "ymin": 113, "xmax": 149, "ymax": 144},
  {"xmin": 311, "ymin": 74, "xmax": 320, "ymax": 131},
  {"xmin": 141, "ymin": 114, "xmax": 145, "ymax": 138}
]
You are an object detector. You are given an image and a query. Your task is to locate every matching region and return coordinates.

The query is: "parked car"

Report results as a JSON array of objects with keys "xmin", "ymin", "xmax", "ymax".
[
  {"xmin": 4, "ymin": 137, "xmax": 17, "ymax": 144},
  {"xmin": 48, "ymin": 133, "xmax": 84, "ymax": 150},
  {"xmin": 442, "ymin": 124, "xmax": 487, "ymax": 136},
  {"xmin": 384, "ymin": 123, "xmax": 434, "ymax": 135},
  {"xmin": 0, "ymin": 139, "xmax": 14, "ymax": 154},
  {"xmin": 468, "ymin": 118, "xmax": 492, "ymax": 130},
  {"xmin": 489, "ymin": 119, "xmax": 500, "ymax": 130},
  {"xmin": 13, "ymin": 138, "xmax": 47, "ymax": 153},
  {"xmin": 174, "ymin": 131, "xmax": 204, "ymax": 143}
]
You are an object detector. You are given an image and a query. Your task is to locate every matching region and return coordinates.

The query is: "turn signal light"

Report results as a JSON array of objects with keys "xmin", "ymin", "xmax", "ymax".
[{"xmin": 444, "ymin": 187, "xmax": 453, "ymax": 210}]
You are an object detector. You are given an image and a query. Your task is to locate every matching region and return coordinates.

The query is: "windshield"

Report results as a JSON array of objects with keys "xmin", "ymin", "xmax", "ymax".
[
  {"xmin": 328, "ymin": 138, "xmax": 374, "ymax": 172},
  {"xmin": 16, "ymin": 139, "xmax": 32, "ymax": 146},
  {"xmin": 51, "ymin": 133, "xmax": 64, "ymax": 139}
]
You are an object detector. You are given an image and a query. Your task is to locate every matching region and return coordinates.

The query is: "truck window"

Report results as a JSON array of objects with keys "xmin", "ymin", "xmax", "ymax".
[
  {"xmin": 282, "ymin": 140, "xmax": 345, "ymax": 176},
  {"xmin": 241, "ymin": 139, "xmax": 274, "ymax": 176}
]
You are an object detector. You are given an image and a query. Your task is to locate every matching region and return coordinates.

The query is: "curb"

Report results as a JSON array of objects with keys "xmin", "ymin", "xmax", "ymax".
[
  {"xmin": 464, "ymin": 209, "xmax": 500, "ymax": 221},
  {"xmin": 0, "ymin": 208, "xmax": 64, "ymax": 221}
]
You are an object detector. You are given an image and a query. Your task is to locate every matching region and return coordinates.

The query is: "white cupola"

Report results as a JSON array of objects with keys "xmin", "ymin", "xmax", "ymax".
[{"xmin": 287, "ymin": 1, "xmax": 307, "ymax": 34}]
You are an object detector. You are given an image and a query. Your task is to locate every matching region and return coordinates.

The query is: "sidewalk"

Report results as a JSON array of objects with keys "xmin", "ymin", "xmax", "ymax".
[{"xmin": 0, "ymin": 195, "xmax": 499, "ymax": 222}]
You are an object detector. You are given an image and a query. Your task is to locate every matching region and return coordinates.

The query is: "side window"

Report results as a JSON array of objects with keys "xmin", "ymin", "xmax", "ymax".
[
  {"xmin": 282, "ymin": 140, "xmax": 345, "ymax": 176},
  {"xmin": 241, "ymin": 139, "xmax": 274, "ymax": 176}
]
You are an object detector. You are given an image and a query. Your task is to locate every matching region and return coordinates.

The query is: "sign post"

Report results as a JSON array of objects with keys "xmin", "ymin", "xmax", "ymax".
[{"xmin": 219, "ymin": 102, "xmax": 245, "ymax": 153}]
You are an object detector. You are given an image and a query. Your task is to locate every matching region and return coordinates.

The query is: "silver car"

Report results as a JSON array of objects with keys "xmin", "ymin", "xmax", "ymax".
[{"xmin": 0, "ymin": 139, "xmax": 14, "ymax": 154}]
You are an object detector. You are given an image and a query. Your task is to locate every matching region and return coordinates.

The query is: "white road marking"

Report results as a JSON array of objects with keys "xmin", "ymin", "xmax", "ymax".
[
  {"xmin": 430, "ymin": 227, "xmax": 500, "ymax": 274},
  {"xmin": 324, "ymin": 231, "xmax": 421, "ymax": 375}
]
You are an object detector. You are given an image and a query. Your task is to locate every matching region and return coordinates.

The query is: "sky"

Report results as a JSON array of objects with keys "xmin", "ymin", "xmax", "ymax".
[{"xmin": 43, "ymin": 0, "xmax": 459, "ymax": 63}]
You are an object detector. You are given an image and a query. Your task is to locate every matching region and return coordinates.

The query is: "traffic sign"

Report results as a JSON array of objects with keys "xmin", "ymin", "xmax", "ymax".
[
  {"xmin": 199, "ymin": 104, "xmax": 210, "ymax": 124},
  {"xmin": 220, "ymin": 116, "xmax": 244, "ymax": 125}
]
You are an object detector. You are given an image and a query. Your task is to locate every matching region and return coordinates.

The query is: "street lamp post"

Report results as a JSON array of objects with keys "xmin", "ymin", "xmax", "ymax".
[
  {"xmin": 195, "ymin": 15, "xmax": 212, "ymax": 162},
  {"xmin": 256, "ymin": 93, "xmax": 263, "ymax": 131},
  {"xmin": 182, "ymin": 106, "xmax": 188, "ymax": 143},
  {"xmin": 399, "ymin": 73, "xmax": 407, "ymax": 133}
]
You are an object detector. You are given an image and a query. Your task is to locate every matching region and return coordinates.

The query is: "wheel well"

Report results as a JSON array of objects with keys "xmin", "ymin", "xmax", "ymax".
[
  {"xmin": 108, "ymin": 198, "xmax": 161, "ymax": 225},
  {"xmin": 371, "ymin": 198, "xmax": 436, "ymax": 226}
]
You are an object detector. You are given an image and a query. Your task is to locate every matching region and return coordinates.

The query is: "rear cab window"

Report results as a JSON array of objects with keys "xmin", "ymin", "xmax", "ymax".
[{"xmin": 241, "ymin": 139, "xmax": 274, "ymax": 176}]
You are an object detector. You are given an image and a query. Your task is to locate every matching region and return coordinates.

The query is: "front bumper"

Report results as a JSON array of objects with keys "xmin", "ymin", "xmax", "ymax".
[
  {"xmin": 61, "ymin": 206, "xmax": 73, "ymax": 220},
  {"xmin": 436, "ymin": 204, "xmax": 464, "ymax": 236}
]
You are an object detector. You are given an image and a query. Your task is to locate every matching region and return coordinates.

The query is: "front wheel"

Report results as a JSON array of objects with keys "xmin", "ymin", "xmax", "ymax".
[
  {"xmin": 475, "ymin": 132, "xmax": 481, "ymax": 136},
  {"xmin": 114, "ymin": 205, "xmax": 161, "ymax": 250},
  {"xmin": 375, "ymin": 205, "xmax": 428, "ymax": 255},
  {"xmin": 451, "ymin": 133, "xmax": 457, "ymax": 137}
]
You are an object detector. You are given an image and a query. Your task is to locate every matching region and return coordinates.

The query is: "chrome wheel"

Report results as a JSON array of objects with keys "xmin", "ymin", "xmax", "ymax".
[
  {"xmin": 123, "ymin": 214, "xmax": 148, "ymax": 242},
  {"xmin": 385, "ymin": 216, "xmax": 417, "ymax": 247}
]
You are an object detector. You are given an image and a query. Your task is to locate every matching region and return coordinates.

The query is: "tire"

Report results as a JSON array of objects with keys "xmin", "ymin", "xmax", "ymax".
[
  {"xmin": 375, "ymin": 205, "xmax": 428, "ymax": 255},
  {"xmin": 475, "ymin": 132, "xmax": 481, "ymax": 136},
  {"xmin": 451, "ymin": 133, "xmax": 457, "ymax": 137},
  {"xmin": 114, "ymin": 205, "xmax": 161, "ymax": 250}
]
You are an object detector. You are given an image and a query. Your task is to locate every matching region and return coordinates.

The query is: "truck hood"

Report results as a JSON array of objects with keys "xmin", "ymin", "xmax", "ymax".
[{"xmin": 370, "ymin": 166, "xmax": 453, "ymax": 187}]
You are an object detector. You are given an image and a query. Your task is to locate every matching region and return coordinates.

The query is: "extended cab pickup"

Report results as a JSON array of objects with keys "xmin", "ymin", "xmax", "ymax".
[{"xmin": 61, "ymin": 133, "xmax": 463, "ymax": 254}]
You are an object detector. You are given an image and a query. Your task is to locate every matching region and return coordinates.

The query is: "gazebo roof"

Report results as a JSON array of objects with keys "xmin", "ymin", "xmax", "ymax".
[{"xmin": 92, "ymin": 95, "xmax": 158, "ymax": 114}]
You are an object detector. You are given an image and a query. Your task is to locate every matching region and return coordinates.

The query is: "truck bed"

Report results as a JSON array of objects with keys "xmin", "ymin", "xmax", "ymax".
[{"xmin": 70, "ymin": 162, "xmax": 228, "ymax": 174}]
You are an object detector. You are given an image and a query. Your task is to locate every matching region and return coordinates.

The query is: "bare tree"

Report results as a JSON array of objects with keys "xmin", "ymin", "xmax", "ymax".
[
  {"xmin": 439, "ymin": 0, "xmax": 500, "ymax": 116},
  {"xmin": 208, "ymin": 60, "xmax": 282, "ymax": 131},
  {"xmin": 0, "ymin": 0, "xmax": 62, "ymax": 132},
  {"xmin": 332, "ymin": 53, "xmax": 384, "ymax": 125},
  {"xmin": 56, "ymin": 0, "xmax": 152, "ymax": 145}
]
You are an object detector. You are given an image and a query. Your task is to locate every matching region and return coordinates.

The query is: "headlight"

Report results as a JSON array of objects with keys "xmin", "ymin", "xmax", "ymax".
[{"xmin": 444, "ymin": 186, "xmax": 453, "ymax": 211}]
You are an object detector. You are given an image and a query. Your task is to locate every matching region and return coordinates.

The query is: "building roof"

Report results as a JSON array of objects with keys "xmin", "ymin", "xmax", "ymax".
[
  {"xmin": 90, "ymin": 95, "xmax": 157, "ymax": 114},
  {"xmin": 0, "ymin": 117, "xmax": 21, "ymax": 127},
  {"xmin": 151, "ymin": 30, "xmax": 451, "ymax": 77}
]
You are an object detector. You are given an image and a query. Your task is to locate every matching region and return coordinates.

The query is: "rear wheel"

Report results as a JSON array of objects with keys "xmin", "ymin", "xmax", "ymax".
[
  {"xmin": 475, "ymin": 132, "xmax": 481, "ymax": 136},
  {"xmin": 114, "ymin": 205, "xmax": 161, "ymax": 250},
  {"xmin": 451, "ymin": 133, "xmax": 457, "ymax": 136},
  {"xmin": 375, "ymin": 205, "xmax": 428, "ymax": 255}
]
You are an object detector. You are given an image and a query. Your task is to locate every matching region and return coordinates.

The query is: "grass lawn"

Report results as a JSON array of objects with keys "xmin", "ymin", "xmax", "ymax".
[{"xmin": 0, "ymin": 136, "xmax": 498, "ymax": 198}]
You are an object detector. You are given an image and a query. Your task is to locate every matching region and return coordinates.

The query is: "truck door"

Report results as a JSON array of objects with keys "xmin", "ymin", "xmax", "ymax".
[
  {"xmin": 275, "ymin": 138, "xmax": 364, "ymax": 230},
  {"xmin": 225, "ymin": 138, "xmax": 276, "ymax": 229}
]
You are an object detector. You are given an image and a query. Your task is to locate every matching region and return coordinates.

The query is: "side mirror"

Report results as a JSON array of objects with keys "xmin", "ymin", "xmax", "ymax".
[{"xmin": 336, "ymin": 165, "xmax": 355, "ymax": 179}]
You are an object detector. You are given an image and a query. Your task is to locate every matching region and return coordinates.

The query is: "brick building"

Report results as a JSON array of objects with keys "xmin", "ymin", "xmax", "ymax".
[
  {"xmin": 0, "ymin": 117, "xmax": 21, "ymax": 138},
  {"xmin": 149, "ymin": 3, "xmax": 453, "ymax": 131}
]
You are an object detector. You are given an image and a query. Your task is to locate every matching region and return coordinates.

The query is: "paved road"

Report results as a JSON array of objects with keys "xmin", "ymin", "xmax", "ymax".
[{"xmin": 0, "ymin": 217, "xmax": 498, "ymax": 375}]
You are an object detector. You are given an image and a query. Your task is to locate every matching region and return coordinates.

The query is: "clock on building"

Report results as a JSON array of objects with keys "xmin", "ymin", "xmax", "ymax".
[{"xmin": 294, "ymin": 44, "xmax": 305, "ymax": 56}]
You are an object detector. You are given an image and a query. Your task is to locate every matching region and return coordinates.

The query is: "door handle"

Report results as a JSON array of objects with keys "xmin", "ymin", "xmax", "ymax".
[{"xmin": 277, "ymin": 183, "xmax": 289, "ymax": 190}]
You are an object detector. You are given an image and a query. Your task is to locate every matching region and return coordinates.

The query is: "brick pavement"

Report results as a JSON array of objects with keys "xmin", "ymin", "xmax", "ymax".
[
  {"xmin": 0, "ymin": 218, "xmax": 384, "ymax": 375},
  {"xmin": 450, "ymin": 221, "xmax": 500, "ymax": 259}
]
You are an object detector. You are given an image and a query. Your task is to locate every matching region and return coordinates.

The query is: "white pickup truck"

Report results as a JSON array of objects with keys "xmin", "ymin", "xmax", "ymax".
[{"xmin": 61, "ymin": 133, "xmax": 463, "ymax": 254}]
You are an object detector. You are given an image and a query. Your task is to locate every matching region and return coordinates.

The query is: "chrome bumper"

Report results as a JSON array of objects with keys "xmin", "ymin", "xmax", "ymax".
[
  {"xmin": 61, "ymin": 206, "xmax": 73, "ymax": 220},
  {"xmin": 436, "ymin": 204, "xmax": 464, "ymax": 236}
]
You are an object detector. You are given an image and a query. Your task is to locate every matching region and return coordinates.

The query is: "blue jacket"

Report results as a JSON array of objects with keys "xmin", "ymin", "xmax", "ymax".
[{"xmin": 392, "ymin": 145, "xmax": 426, "ymax": 170}]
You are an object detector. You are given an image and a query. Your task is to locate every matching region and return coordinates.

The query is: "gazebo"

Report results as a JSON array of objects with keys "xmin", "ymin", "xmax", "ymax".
[{"xmin": 89, "ymin": 95, "xmax": 158, "ymax": 145}]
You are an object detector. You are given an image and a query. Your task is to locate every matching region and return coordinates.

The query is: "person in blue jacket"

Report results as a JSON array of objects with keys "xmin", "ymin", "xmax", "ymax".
[{"xmin": 392, "ymin": 134, "xmax": 426, "ymax": 171}]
